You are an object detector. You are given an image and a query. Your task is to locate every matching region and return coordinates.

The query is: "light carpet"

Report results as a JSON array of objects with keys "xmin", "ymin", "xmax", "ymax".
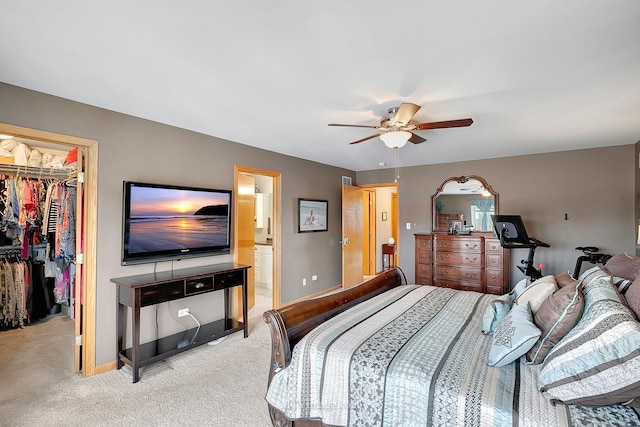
[{"xmin": 0, "ymin": 300, "xmax": 274, "ymax": 427}]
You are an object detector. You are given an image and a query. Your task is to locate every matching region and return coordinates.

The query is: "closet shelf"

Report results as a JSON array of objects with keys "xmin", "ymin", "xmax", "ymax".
[{"xmin": 0, "ymin": 163, "xmax": 77, "ymax": 179}]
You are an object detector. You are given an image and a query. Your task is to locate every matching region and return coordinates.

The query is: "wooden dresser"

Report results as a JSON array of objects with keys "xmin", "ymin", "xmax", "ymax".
[{"xmin": 414, "ymin": 233, "xmax": 510, "ymax": 294}]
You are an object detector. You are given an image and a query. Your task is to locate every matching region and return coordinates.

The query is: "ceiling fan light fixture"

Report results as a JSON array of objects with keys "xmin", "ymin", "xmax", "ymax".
[{"xmin": 380, "ymin": 130, "xmax": 411, "ymax": 149}]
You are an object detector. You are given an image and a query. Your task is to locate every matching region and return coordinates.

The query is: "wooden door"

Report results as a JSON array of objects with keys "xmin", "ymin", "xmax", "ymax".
[
  {"xmin": 74, "ymin": 148, "xmax": 85, "ymax": 372},
  {"xmin": 236, "ymin": 173, "xmax": 255, "ymax": 311},
  {"xmin": 342, "ymin": 184, "xmax": 364, "ymax": 289}
]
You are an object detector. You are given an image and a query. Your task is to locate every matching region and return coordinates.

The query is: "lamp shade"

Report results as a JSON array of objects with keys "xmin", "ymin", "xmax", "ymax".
[{"xmin": 380, "ymin": 131, "xmax": 411, "ymax": 149}]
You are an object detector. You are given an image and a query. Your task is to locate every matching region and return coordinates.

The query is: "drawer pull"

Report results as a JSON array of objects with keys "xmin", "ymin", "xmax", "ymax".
[
  {"xmin": 438, "ymin": 255, "xmax": 449, "ymax": 261},
  {"xmin": 465, "ymin": 257, "xmax": 478, "ymax": 263},
  {"xmin": 195, "ymin": 282, "xmax": 204, "ymax": 289},
  {"xmin": 465, "ymin": 273, "xmax": 478, "ymax": 279},
  {"xmin": 465, "ymin": 243, "xmax": 478, "ymax": 249}
]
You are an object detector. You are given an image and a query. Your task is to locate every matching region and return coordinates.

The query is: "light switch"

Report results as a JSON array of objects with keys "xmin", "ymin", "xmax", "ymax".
[{"xmin": 406, "ymin": 222, "xmax": 411, "ymax": 230}]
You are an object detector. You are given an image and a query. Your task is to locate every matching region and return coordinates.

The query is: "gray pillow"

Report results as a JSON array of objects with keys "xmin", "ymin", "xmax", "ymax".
[{"xmin": 526, "ymin": 281, "xmax": 584, "ymax": 364}]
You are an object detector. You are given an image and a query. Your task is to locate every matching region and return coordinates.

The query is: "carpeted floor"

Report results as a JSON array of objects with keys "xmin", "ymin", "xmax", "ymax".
[{"xmin": 0, "ymin": 294, "xmax": 274, "ymax": 427}]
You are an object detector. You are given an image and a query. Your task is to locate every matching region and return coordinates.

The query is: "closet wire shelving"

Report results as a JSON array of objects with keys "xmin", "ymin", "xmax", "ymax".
[{"xmin": 0, "ymin": 163, "xmax": 77, "ymax": 181}]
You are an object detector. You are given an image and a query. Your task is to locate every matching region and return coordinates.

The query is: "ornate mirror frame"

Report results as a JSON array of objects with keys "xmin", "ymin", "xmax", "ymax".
[{"xmin": 431, "ymin": 175, "xmax": 499, "ymax": 233}]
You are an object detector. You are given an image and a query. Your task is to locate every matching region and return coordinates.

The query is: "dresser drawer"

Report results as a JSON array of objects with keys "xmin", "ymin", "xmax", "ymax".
[
  {"xmin": 485, "ymin": 239, "xmax": 502, "ymax": 253},
  {"xmin": 435, "ymin": 266, "xmax": 482, "ymax": 284},
  {"xmin": 185, "ymin": 277, "xmax": 214, "ymax": 296},
  {"xmin": 416, "ymin": 275, "xmax": 432, "ymax": 286},
  {"xmin": 416, "ymin": 237, "xmax": 431, "ymax": 249},
  {"xmin": 417, "ymin": 249, "xmax": 432, "ymax": 263},
  {"xmin": 214, "ymin": 270, "xmax": 244, "ymax": 290},
  {"xmin": 485, "ymin": 269, "xmax": 503, "ymax": 286},
  {"xmin": 434, "ymin": 250, "xmax": 482, "ymax": 267},
  {"xmin": 486, "ymin": 285, "xmax": 504, "ymax": 295},
  {"xmin": 140, "ymin": 280, "xmax": 184, "ymax": 306},
  {"xmin": 437, "ymin": 279, "xmax": 483, "ymax": 293},
  {"xmin": 486, "ymin": 253, "xmax": 503, "ymax": 269},
  {"xmin": 433, "ymin": 237, "xmax": 482, "ymax": 253},
  {"xmin": 417, "ymin": 263, "xmax": 432, "ymax": 277}
]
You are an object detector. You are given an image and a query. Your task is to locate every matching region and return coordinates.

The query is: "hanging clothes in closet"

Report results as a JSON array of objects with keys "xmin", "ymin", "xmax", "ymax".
[
  {"xmin": 42, "ymin": 179, "xmax": 76, "ymax": 306},
  {"xmin": 0, "ymin": 173, "xmax": 75, "ymax": 328}
]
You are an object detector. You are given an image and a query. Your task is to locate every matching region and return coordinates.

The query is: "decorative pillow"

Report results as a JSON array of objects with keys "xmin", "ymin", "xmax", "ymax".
[
  {"xmin": 603, "ymin": 253, "xmax": 640, "ymax": 282},
  {"xmin": 482, "ymin": 293, "xmax": 514, "ymax": 335},
  {"xmin": 623, "ymin": 276, "xmax": 640, "ymax": 321},
  {"xmin": 554, "ymin": 272, "xmax": 578, "ymax": 288},
  {"xmin": 611, "ymin": 276, "xmax": 633, "ymax": 294},
  {"xmin": 526, "ymin": 281, "xmax": 584, "ymax": 364},
  {"xmin": 488, "ymin": 302, "xmax": 541, "ymax": 368},
  {"xmin": 538, "ymin": 273, "xmax": 640, "ymax": 406},
  {"xmin": 512, "ymin": 278, "xmax": 528, "ymax": 298},
  {"xmin": 514, "ymin": 275, "xmax": 557, "ymax": 314}
]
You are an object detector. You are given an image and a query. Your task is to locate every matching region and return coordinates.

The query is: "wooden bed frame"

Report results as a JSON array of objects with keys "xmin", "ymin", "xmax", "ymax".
[{"xmin": 262, "ymin": 268, "xmax": 407, "ymax": 427}]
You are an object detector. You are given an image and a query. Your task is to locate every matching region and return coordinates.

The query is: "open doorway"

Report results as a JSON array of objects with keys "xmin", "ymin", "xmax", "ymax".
[
  {"xmin": 0, "ymin": 122, "xmax": 98, "ymax": 377},
  {"xmin": 341, "ymin": 182, "xmax": 399, "ymax": 288},
  {"xmin": 233, "ymin": 165, "xmax": 281, "ymax": 322}
]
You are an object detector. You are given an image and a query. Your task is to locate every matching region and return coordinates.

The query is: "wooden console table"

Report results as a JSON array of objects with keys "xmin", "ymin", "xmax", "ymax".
[{"xmin": 111, "ymin": 263, "xmax": 250, "ymax": 383}]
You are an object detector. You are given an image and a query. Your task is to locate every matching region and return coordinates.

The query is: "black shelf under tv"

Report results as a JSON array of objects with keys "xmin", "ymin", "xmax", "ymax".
[{"xmin": 111, "ymin": 263, "xmax": 250, "ymax": 383}]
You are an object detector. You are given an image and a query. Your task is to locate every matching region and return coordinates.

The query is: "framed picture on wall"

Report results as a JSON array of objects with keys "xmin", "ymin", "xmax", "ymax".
[{"xmin": 298, "ymin": 198, "xmax": 328, "ymax": 232}]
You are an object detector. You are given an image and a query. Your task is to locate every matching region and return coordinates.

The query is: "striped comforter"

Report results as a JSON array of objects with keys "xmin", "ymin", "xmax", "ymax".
[{"xmin": 265, "ymin": 285, "xmax": 637, "ymax": 427}]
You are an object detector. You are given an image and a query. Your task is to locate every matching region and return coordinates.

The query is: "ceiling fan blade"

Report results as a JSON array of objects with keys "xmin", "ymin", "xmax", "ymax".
[
  {"xmin": 328, "ymin": 123, "xmax": 380, "ymax": 129},
  {"xmin": 414, "ymin": 118, "xmax": 473, "ymax": 130},
  {"xmin": 408, "ymin": 132, "xmax": 427, "ymax": 144},
  {"xmin": 394, "ymin": 103, "xmax": 421, "ymax": 126},
  {"xmin": 349, "ymin": 133, "xmax": 381, "ymax": 145}
]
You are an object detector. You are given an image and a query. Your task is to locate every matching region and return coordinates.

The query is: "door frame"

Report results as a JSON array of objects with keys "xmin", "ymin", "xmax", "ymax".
[
  {"xmin": 359, "ymin": 182, "xmax": 400, "ymax": 267},
  {"xmin": 233, "ymin": 165, "xmax": 281, "ymax": 311},
  {"xmin": 0, "ymin": 123, "xmax": 98, "ymax": 377},
  {"xmin": 363, "ymin": 189, "xmax": 376, "ymax": 275}
]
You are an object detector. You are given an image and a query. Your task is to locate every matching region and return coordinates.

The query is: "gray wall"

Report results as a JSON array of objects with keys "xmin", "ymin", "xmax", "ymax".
[
  {"xmin": 0, "ymin": 82, "xmax": 353, "ymax": 366},
  {"xmin": 357, "ymin": 145, "xmax": 635, "ymax": 285},
  {"xmin": 636, "ymin": 140, "xmax": 640, "ymax": 257},
  {"xmin": 2, "ymin": 81, "xmax": 637, "ymax": 368}
]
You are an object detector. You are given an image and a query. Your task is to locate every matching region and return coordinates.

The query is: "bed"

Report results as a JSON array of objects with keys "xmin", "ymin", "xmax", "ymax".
[{"xmin": 263, "ymin": 265, "xmax": 640, "ymax": 426}]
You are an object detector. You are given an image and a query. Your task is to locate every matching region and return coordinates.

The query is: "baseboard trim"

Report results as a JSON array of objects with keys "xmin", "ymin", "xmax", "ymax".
[{"xmin": 93, "ymin": 360, "xmax": 117, "ymax": 375}]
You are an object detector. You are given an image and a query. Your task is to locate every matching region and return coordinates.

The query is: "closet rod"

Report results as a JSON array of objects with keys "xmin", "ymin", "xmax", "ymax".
[{"xmin": 0, "ymin": 163, "xmax": 76, "ymax": 179}]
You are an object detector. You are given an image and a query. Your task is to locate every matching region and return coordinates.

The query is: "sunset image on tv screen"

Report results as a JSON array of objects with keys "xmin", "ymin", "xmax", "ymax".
[{"xmin": 128, "ymin": 186, "xmax": 230, "ymax": 254}]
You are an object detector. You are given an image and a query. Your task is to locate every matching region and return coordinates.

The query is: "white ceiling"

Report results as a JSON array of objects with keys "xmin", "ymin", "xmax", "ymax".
[{"xmin": 1, "ymin": 1, "xmax": 639, "ymax": 171}]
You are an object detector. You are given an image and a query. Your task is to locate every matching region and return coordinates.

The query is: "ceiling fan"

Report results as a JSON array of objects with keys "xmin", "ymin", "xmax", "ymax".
[{"xmin": 328, "ymin": 103, "xmax": 473, "ymax": 148}]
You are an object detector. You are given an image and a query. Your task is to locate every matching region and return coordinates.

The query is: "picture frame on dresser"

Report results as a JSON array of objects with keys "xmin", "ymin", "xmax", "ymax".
[{"xmin": 451, "ymin": 220, "xmax": 463, "ymax": 232}]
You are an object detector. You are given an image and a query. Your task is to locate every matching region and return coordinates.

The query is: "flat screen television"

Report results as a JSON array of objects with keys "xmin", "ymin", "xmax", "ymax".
[{"xmin": 122, "ymin": 181, "xmax": 232, "ymax": 265}]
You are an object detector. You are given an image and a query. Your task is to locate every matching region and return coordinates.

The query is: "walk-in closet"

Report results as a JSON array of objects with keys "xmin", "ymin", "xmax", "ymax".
[{"xmin": 0, "ymin": 134, "xmax": 83, "ymax": 375}]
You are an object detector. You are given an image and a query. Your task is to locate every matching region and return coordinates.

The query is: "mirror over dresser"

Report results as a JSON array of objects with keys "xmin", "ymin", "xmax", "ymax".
[{"xmin": 415, "ymin": 176, "xmax": 510, "ymax": 295}]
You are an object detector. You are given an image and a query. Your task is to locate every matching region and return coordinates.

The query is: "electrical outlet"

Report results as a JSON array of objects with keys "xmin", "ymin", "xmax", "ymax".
[
  {"xmin": 302, "ymin": 278, "xmax": 307, "ymax": 286},
  {"xmin": 178, "ymin": 308, "xmax": 189, "ymax": 317},
  {"xmin": 312, "ymin": 275, "xmax": 317, "ymax": 281}
]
